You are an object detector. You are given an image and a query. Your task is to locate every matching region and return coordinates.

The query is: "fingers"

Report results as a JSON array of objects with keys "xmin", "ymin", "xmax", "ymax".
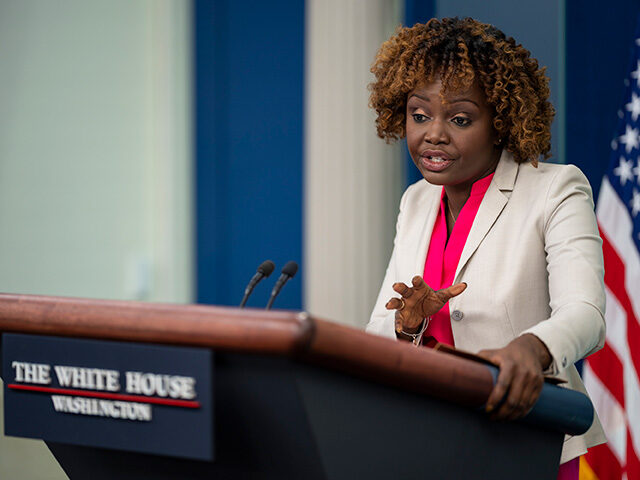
[
  {"xmin": 496, "ymin": 367, "xmax": 545, "ymax": 420},
  {"xmin": 389, "ymin": 280, "xmax": 422, "ymax": 309},
  {"xmin": 449, "ymin": 282, "xmax": 467, "ymax": 296},
  {"xmin": 385, "ymin": 297, "xmax": 404, "ymax": 310},
  {"xmin": 515, "ymin": 374, "xmax": 543, "ymax": 419},
  {"xmin": 394, "ymin": 312, "xmax": 403, "ymax": 334},
  {"xmin": 393, "ymin": 278, "xmax": 430, "ymax": 297},
  {"xmin": 388, "ymin": 279, "xmax": 430, "ymax": 334},
  {"xmin": 479, "ymin": 351, "xmax": 513, "ymax": 415},
  {"xmin": 511, "ymin": 362, "xmax": 544, "ymax": 419},
  {"xmin": 411, "ymin": 275, "xmax": 427, "ymax": 289},
  {"xmin": 435, "ymin": 282, "xmax": 467, "ymax": 303},
  {"xmin": 392, "ymin": 282, "xmax": 411, "ymax": 297},
  {"xmin": 478, "ymin": 344, "xmax": 545, "ymax": 421},
  {"xmin": 388, "ymin": 277, "xmax": 443, "ymax": 330},
  {"xmin": 387, "ymin": 292, "xmax": 410, "ymax": 334},
  {"xmin": 392, "ymin": 280, "xmax": 466, "ymax": 305},
  {"xmin": 496, "ymin": 369, "xmax": 526, "ymax": 420}
]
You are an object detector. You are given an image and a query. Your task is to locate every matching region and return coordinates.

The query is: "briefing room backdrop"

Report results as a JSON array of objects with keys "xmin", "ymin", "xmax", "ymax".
[
  {"xmin": 195, "ymin": 0, "xmax": 640, "ymax": 328},
  {"xmin": 0, "ymin": 0, "xmax": 639, "ymax": 478},
  {"xmin": 0, "ymin": 0, "xmax": 636, "ymax": 342}
]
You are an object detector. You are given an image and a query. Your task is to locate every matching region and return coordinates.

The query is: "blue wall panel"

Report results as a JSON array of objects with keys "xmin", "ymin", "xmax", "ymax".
[
  {"xmin": 565, "ymin": 1, "xmax": 640, "ymax": 200},
  {"xmin": 195, "ymin": 0, "xmax": 304, "ymax": 309},
  {"xmin": 404, "ymin": 0, "xmax": 436, "ymax": 186}
]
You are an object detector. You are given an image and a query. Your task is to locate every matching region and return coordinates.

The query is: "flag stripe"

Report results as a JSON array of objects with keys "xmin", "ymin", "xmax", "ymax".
[
  {"xmin": 600, "ymin": 229, "xmax": 640, "ymax": 375},
  {"xmin": 585, "ymin": 442, "xmax": 623, "ymax": 480},
  {"xmin": 588, "ymin": 343, "xmax": 625, "ymax": 408},
  {"xmin": 583, "ymin": 363, "xmax": 627, "ymax": 464},
  {"xmin": 627, "ymin": 429, "xmax": 640, "ymax": 480},
  {"xmin": 597, "ymin": 179, "xmax": 640, "ymax": 321},
  {"xmin": 602, "ymin": 288, "xmax": 633, "ymax": 377},
  {"xmin": 599, "ymin": 231, "xmax": 640, "ymax": 456},
  {"xmin": 589, "ymin": 173, "xmax": 640, "ymax": 478},
  {"xmin": 596, "ymin": 288, "xmax": 640, "ymax": 458}
]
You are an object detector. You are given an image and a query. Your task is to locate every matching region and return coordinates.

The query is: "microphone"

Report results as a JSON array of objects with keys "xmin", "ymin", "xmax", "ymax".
[
  {"xmin": 239, "ymin": 260, "xmax": 275, "ymax": 308},
  {"xmin": 266, "ymin": 261, "xmax": 299, "ymax": 310}
]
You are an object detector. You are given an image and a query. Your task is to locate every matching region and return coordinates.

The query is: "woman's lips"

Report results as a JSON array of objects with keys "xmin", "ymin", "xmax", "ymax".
[{"xmin": 420, "ymin": 155, "xmax": 454, "ymax": 172}]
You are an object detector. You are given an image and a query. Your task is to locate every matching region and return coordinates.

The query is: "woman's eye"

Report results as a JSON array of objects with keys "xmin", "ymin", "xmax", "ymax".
[
  {"xmin": 452, "ymin": 116, "xmax": 471, "ymax": 127},
  {"xmin": 412, "ymin": 113, "xmax": 428, "ymax": 123}
]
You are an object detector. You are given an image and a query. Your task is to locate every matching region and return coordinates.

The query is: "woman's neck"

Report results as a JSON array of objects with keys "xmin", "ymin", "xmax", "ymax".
[
  {"xmin": 443, "ymin": 151, "xmax": 500, "ymax": 216},
  {"xmin": 444, "ymin": 186, "xmax": 470, "ymax": 219}
]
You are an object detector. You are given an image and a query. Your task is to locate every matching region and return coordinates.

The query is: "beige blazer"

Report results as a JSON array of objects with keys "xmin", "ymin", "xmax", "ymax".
[{"xmin": 366, "ymin": 151, "xmax": 607, "ymax": 463}]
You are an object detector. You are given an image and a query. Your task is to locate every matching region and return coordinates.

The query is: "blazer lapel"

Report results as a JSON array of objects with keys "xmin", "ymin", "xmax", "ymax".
[
  {"xmin": 454, "ymin": 152, "xmax": 519, "ymax": 282},
  {"xmin": 412, "ymin": 191, "xmax": 441, "ymax": 276},
  {"xmin": 395, "ymin": 181, "xmax": 441, "ymax": 280}
]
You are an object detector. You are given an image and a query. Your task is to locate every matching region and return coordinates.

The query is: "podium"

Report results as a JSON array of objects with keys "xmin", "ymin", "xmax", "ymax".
[{"xmin": 0, "ymin": 293, "xmax": 583, "ymax": 479}]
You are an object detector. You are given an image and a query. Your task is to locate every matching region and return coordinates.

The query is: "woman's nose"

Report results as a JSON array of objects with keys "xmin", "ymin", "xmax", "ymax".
[{"xmin": 424, "ymin": 119, "xmax": 449, "ymax": 145}]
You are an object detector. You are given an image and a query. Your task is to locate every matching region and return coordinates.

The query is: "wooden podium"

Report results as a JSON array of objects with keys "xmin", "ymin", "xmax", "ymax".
[{"xmin": 0, "ymin": 293, "xmax": 571, "ymax": 479}]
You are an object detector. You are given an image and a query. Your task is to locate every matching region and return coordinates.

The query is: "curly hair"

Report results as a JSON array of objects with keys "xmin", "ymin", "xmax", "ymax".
[{"xmin": 369, "ymin": 17, "xmax": 554, "ymax": 165}]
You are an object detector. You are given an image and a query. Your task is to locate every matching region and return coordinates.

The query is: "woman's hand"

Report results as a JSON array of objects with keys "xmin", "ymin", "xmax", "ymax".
[
  {"xmin": 385, "ymin": 275, "xmax": 467, "ymax": 335},
  {"xmin": 477, "ymin": 334, "xmax": 552, "ymax": 420}
]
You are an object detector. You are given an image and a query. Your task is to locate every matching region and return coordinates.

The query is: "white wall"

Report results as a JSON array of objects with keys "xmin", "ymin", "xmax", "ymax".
[
  {"xmin": 0, "ymin": 1, "xmax": 192, "ymax": 477},
  {"xmin": 305, "ymin": 0, "xmax": 405, "ymax": 329}
]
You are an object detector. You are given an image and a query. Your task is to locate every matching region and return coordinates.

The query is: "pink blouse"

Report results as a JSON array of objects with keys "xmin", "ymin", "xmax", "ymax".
[{"xmin": 422, "ymin": 173, "xmax": 495, "ymax": 346}]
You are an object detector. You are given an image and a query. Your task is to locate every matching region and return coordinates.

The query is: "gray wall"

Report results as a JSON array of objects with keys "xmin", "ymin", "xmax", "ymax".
[
  {"xmin": 0, "ymin": 1, "xmax": 192, "ymax": 477},
  {"xmin": 0, "ymin": 0, "xmax": 193, "ymax": 302},
  {"xmin": 437, "ymin": 0, "xmax": 565, "ymax": 162}
]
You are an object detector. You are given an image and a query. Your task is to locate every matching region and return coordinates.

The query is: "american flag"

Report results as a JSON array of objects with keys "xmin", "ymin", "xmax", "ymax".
[{"xmin": 580, "ymin": 27, "xmax": 640, "ymax": 480}]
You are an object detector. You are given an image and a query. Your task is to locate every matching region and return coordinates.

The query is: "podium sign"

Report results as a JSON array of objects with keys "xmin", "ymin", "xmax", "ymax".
[{"xmin": 2, "ymin": 333, "xmax": 213, "ymax": 460}]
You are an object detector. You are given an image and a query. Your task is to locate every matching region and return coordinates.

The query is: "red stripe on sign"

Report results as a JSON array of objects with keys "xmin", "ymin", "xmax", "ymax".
[
  {"xmin": 585, "ymin": 442, "xmax": 623, "ymax": 480},
  {"xmin": 600, "ymin": 229, "xmax": 640, "ymax": 376},
  {"xmin": 7, "ymin": 384, "xmax": 201, "ymax": 409},
  {"xmin": 588, "ymin": 342, "xmax": 626, "ymax": 408}
]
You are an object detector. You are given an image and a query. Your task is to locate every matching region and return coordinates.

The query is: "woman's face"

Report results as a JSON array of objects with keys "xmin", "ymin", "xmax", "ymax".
[{"xmin": 405, "ymin": 78, "xmax": 501, "ymax": 193}]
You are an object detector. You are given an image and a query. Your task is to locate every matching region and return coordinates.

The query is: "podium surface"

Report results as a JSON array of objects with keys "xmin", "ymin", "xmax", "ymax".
[{"xmin": 0, "ymin": 293, "xmax": 572, "ymax": 479}]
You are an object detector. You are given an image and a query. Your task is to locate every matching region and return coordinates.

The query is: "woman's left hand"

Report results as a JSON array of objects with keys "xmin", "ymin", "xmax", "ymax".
[{"xmin": 477, "ymin": 334, "xmax": 552, "ymax": 420}]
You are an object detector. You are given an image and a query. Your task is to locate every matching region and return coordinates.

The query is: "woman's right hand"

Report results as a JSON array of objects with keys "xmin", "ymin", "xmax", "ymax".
[{"xmin": 385, "ymin": 276, "xmax": 467, "ymax": 334}]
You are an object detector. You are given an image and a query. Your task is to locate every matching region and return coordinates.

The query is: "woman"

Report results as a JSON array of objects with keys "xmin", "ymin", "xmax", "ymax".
[{"xmin": 365, "ymin": 17, "xmax": 606, "ymax": 477}]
